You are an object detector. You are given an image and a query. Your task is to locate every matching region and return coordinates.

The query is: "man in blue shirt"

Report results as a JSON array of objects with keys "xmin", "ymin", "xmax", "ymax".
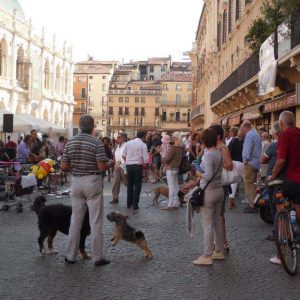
[{"xmin": 241, "ymin": 121, "xmax": 262, "ymax": 213}]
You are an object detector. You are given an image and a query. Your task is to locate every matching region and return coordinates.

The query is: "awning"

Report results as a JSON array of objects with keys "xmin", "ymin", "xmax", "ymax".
[
  {"xmin": 0, "ymin": 110, "xmax": 36, "ymax": 132},
  {"xmin": 242, "ymin": 103, "xmax": 263, "ymax": 121},
  {"xmin": 0, "ymin": 111, "xmax": 66, "ymax": 134},
  {"xmin": 228, "ymin": 112, "xmax": 242, "ymax": 126}
]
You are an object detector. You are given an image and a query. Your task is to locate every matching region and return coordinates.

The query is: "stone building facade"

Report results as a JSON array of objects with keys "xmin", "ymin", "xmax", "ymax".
[
  {"xmin": 190, "ymin": 0, "xmax": 300, "ymax": 130},
  {"xmin": 0, "ymin": 0, "xmax": 74, "ymax": 135}
]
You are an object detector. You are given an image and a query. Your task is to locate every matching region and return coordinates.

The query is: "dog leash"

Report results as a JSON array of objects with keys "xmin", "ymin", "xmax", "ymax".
[{"xmin": 131, "ymin": 198, "xmax": 167, "ymax": 215}]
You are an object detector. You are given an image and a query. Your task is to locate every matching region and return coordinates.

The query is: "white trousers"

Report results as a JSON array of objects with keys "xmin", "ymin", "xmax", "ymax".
[
  {"xmin": 229, "ymin": 161, "xmax": 244, "ymax": 198},
  {"xmin": 166, "ymin": 169, "xmax": 179, "ymax": 208},
  {"xmin": 66, "ymin": 175, "xmax": 104, "ymax": 262}
]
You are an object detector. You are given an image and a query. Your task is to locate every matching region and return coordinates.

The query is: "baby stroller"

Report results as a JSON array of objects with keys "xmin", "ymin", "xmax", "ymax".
[{"xmin": 1, "ymin": 175, "xmax": 36, "ymax": 213}]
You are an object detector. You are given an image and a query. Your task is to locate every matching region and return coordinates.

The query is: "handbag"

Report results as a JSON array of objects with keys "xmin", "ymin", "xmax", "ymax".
[
  {"xmin": 222, "ymin": 162, "xmax": 239, "ymax": 186},
  {"xmin": 190, "ymin": 158, "xmax": 222, "ymax": 208}
]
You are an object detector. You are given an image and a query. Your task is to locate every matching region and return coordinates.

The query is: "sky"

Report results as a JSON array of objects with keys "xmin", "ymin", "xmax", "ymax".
[{"xmin": 18, "ymin": 0, "xmax": 203, "ymax": 63}]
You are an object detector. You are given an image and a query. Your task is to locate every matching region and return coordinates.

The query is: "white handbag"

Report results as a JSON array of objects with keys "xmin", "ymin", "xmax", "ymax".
[{"xmin": 222, "ymin": 162, "xmax": 239, "ymax": 186}]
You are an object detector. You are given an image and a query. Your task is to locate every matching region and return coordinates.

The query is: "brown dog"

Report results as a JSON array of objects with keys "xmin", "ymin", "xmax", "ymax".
[
  {"xmin": 146, "ymin": 185, "xmax": 186, "ymax": 206},
  {"xmin": 107, "ymin": 212, "xmax": 153, "ymax": 259}
]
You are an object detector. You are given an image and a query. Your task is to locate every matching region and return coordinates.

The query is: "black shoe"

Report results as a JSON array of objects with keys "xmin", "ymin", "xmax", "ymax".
[
  {"xmin": 265, "ymin": 234, "xmax": 275, "ymax": 241},
  {"xmin": 243, "ymin": 207, "xmax": 258, "ymax": 213},
  {"xmin": 94, "ymin": 259, "xmax": 110, "ymax": 267},
  {"xmin": 133, "ymin": 206, "xmax": 139, "ymax": 210},
  {"xmin": 65, "ymin": 257, "xmax": 75, "ymax": 264},
  {"xmin": 127, "ymin": 203, "xmax": 132, "ymax": 209}
]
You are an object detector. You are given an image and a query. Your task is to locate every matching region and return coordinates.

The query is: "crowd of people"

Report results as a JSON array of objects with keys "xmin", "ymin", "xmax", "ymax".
[
  {"xmin": 0, "ymin": 130, "xmax": 69, "ymax": 165},
  {"xmin": 56, "ymin": 110, "xmax": 300, "ymax": 268}
]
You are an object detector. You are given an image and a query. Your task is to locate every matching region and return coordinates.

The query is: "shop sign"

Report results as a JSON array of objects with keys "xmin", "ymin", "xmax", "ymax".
[{"xmin": 264, "ymin": 94, "xmax": 297, "ymax": 113}]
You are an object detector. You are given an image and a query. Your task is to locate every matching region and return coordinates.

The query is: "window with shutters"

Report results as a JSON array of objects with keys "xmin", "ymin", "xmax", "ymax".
[
  {"xmin": 119, "ymin": 107, "xmax": 123, "ymax": 115},
  {"xmin": 155, "ymin": 108, "xmax": 159, "ymax": 116},
  {"xmin": 228, "ymin": 0, "xmax": 233, "ymax": 33},
  {"xmin": 236, "ymin": 0, "xmax": 241, "ymax": 21},
  {"xmin": 125, "ymin": 107, "xmax": 129, "ymax": 115},
  {"xmin": 223, "ymin": 10, "xmax": 228, "ymax": 43},
  {"xmin": 109, "ymin": 107, "xmax": 113, "ymax": 115},
  {"xmin": 141, "ymin": 107, "xmax": 145, "ymax": 116},
  {"xmin": 135, "ymin": 97, "xmax": 139, "ymax": 103},
  {"xmin": 119, "ymin": 97, "xmax": 123, "ymax": 103},
  {"xmin": 217, "ymin": 22, "xmax": 222, "ymax": 51},
  {"xmin": 135, "ymin": 107, "xmax": 139, "ymax": 116}
]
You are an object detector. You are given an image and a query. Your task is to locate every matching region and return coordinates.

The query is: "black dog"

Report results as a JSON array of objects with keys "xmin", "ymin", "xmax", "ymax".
[{"xmin": 32, "ymin": 196, "xmax": 91, "ymax": 259}]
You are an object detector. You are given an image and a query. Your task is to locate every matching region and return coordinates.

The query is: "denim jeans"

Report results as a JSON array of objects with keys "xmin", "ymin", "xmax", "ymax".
[{"xmin": 126, "ymin": 164, "xmax": 143, "ymax": 209}]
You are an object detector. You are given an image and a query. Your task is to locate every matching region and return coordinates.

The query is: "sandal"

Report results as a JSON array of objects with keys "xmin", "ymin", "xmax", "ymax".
[
  {"xmin": 224, "ymin": 243, "xmax": 230, "ymax": 253},
  {"xmin": 228, "ymin": 198, "xmax": 236, "ymax": 209}
]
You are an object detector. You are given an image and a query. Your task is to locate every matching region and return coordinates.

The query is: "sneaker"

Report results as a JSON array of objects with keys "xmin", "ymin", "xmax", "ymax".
[
  {"xmin": 265, "ymin": 234, "xmax": 275, "ymax": 241},
  {"xmin": 243, "ymin": 207, "xmax": 258, "ymax": 213},
  {"xmin": 94, "ymin": 259, "xmax": 110, "ymax": 267},
  {"xmin": 270, "ymin": 255, "xmax": 281, "ymax": 265},
  {"xmin": 110, "ymin": 199, "xmax": 119, "ymax": 204},
  {"xmin": 65, "ymin": 257, "xmax": 75, "ymax": 264},
  {"xmin": 212, "ymin": 251, "xmax": 225, "ymax": 260},
  {"xmin": 193, "ymin": 255, "xmax": 213, "ymax": 265}
]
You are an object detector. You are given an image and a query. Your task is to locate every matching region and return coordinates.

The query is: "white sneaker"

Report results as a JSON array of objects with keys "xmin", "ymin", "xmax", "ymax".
[
  {"xmin": 270, "ymin": 255, "xmax": 281, "ymax": 265},
  {"xmin": 193, "ymin": 255, "xmax": 213, "ymax": 265},
  {"xmin": 212, "ymin": 251, "xmax": 225, "ymax": 260}
]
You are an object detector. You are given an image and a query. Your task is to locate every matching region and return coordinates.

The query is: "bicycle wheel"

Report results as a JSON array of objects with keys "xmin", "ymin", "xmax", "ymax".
[{"xmin": 274, "ymin": 210, "xmax": 297, "ymax": 276}]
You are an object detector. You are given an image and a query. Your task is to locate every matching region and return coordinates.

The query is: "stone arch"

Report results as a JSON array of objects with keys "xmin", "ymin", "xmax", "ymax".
[
  {"xmin": 64, "ymin": 69, "xmax": 69, "ymax": 95},
  {"xmin": 44, "ymin": 59, "xmax": 50, "ymax": 89},
  {"xmin": 54, "ymin": 110, "xmax": 59, "ymax": 125},
  {"xmin": 43, "ymin": 109, "xmax": 49, "ymax": 121},
  {"xmin": 55, "ymin": 64, "xmax": 61, "ymax": 93},
  {"xmin": 0, "ymin": 37, "xmax": 8, "ymax": 76}
]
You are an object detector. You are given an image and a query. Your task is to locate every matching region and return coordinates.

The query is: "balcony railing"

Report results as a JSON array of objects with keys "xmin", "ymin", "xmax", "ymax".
[
  {"xmin": 210, "ymin": 54, "xmax": 260, "ymax": 106},
  {"xmin": 191, "ymin": 105, "xmax": 204, "ymax": 120},
  {"xmin": 74, "ymin": 108, "xmax": 86, "ymax": 113},
  {"xmin": 108, "ymin": 89, "xmax": 161, "ymax": 95},
  {"xmin": 291, "ymin": 6, "xmax": 300, "ymax": 49}
]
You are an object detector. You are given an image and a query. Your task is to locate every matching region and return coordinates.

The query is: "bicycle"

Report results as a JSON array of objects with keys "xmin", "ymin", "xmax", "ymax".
[{"xmin": 273, "ymin": 183, "xmax": 299, "ymax": 276}]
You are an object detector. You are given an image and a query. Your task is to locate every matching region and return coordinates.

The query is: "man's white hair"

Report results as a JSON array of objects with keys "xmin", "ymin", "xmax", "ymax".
[{"xmin": 279, "ymin": 111, "xmax": 295, "ymax": 126}]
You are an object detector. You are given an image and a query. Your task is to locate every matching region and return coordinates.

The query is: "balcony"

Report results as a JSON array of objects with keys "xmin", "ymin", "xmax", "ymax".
[
  {"xmin": 74, "ymin": 107, "xmax": 86, "ymax": 113},
  {"xmin": 108, "ymin": 89, "xmax": 161, "ymax": 95},
  {"xmin": 161, "ymin": 101, "xmax": 190, "ymax": 107},
  {"xmin": 210, "ymin": 54, "xmax": 260, "ymax": 106},
  {"xmin": 191, "ymin": 105, "xmax": 204, "ymax": 120}
]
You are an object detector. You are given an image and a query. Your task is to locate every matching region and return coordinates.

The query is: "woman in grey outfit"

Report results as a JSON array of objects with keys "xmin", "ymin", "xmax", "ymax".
[{"xmin": 193, "ymin": 128, "xmax": 224, "ymax": 265}]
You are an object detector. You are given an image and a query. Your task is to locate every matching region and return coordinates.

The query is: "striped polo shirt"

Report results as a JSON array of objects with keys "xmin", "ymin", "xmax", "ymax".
[{"xmin": 62, "ymin": 133, "xmax": 108, "ymax": 176}]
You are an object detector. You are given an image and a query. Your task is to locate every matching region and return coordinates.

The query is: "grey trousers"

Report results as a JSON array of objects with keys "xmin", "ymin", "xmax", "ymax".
[
  {"xmin": 66, "ymin": 175, "xmax": 104, "ymax": 262},
  {"xmin": 200, "ymin": 187, "xmax": 224, "ymax": 256},
  {"xmin": 112, "ymin": 162, "xmax": 127, "ymax": 200}
]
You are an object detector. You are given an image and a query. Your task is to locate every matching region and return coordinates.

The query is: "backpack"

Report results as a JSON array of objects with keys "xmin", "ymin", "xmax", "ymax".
[{"xmin": 179, "ymin": 150, "xmax": 190, "ymax": 175}]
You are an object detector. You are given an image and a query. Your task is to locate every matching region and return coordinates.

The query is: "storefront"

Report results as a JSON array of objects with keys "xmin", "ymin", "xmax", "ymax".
[{"xmin": 263, "ymin": 92, "xmax": 300, "ymax": 127}]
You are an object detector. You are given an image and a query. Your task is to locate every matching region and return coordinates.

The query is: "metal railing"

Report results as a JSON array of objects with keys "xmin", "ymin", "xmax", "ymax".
[
  {"xmin": 191, "ymin": 105, "xmax": 204, "ymax": 119},
  {"xmin": 108, "ymin": 89, "xmax": 161, "ymax": 95},
  {"xmin": 210, "ymin": 54, "xmax": 260, "ymax": 106}
]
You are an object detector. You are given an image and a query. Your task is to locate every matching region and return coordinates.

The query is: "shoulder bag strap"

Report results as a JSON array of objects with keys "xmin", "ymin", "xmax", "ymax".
[{"xmin": 203, "ymin": 156, "xmax": 223, "ymax": 192}]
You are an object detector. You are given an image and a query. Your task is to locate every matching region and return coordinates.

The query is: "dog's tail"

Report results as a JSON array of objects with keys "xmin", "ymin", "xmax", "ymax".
[
  {"xmin": 135, "ymin": 231, "xmax": 145, "ymax": 240},
  {"xmin": 31, "ymin": 196, "xmax": 47, "ymax": 214}
]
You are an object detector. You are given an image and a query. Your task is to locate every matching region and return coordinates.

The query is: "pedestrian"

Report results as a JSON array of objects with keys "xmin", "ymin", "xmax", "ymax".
[
  {"xmin": 111, "ymin": 133, "xmax": 128, "ymax": 204},
  {"xmin": 160, "ymin": 134, "xmax": 171, "ymax": 177},
  {"xmin": 188, "ymin": 133, "xmax": 199, "ymax": 164},
  {"xmin": 55, "ymin": 136, "xmax": 65, "ymax": 159},
  {"xmin": 211, "ymin": 125, "xmax": 233, "ymax": 252},
  {"xmin": 224, "ymin": 126, "xmax": 232, "ymax": 146},
  {"xmin": 30, "ymin": 129, "xmax": 42, "ymax": 161},
  {"xmin": 270, "ymin": 111, "xmax": 300, "ymax": 225},
  {"xmin": 150, "ymin": 134, "xmax": 162, "ymax": 183},
  {"xmin": 17, "ymin": 134, "xmax": 31, "ymax": 163},
  {"xmin": 260, "ymin": 132, "xmax": 272, "ymax": 179},
  {"xmin": 260, "ymin": 122, "xmax": 281, "ymax": 243},
  {"xmin": 102, "ymin": 137, "xmax": 113, "ymax": 182},
  {"xmin": 227, "ymin": 126, "xmax": 244, "ymax": 208},
  {"xmin": 61, "ymin": 115, "xmax": 114, "ymax": 266},
  {"xmin": 5, "ymin": 135, "xmax": 17, "ymax": 160},
  {"xmin": 122, "ymin": 131, "xmax": 148, "ymax": 210},
  {"xmin": 161, "ymin": 132, "xmax": 182, "ymax": 210},
  {"xmin": 192, "ymin": 128, "xmax": 224, "ymax": 266},
  {"xmin": 240, "ymin": 121, "xmax": 262, "ymax": 213}
]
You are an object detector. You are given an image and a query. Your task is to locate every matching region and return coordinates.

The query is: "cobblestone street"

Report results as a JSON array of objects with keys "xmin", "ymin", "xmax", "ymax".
[{"xmin": 1, "ymin": 180, "xmax": 300, "ymax": 300}]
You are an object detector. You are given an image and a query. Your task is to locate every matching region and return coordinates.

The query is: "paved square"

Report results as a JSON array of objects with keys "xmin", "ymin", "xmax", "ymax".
[{"xmin": 1, "ymin": 180, "xmax": 300, "ymax": 300}]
